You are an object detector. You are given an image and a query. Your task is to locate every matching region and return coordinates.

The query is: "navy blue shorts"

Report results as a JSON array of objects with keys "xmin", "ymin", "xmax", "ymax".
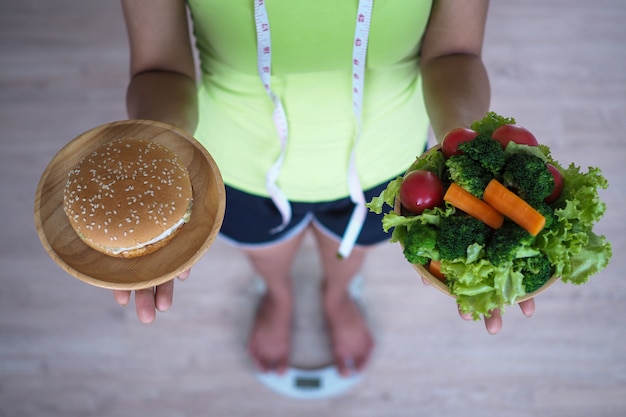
[{"xmin": 218, "ymin": 179, "xmax": 396, "ymax": 248}]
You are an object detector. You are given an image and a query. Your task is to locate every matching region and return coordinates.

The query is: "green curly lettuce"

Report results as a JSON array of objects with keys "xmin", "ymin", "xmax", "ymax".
[
  {"xmin": 534, "ymin": 163, "xmax": 611, "ymax": 284},
  {"xmin": 470, "ymin": 111, "xmax": 516, "ymax": 137}
]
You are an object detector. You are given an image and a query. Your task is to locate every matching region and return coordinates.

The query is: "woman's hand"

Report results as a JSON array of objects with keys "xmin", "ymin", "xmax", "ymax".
[
  {"xmin": 113, "ymin": 269, "xmax": 191, "ymax": 323},
  {"xmin": 457, "ymin": 298, "xmax": 535, "ymax": 335},
  {"xmin": 421, "ymin": 276, "xmax": 535, "ymax": 335}
]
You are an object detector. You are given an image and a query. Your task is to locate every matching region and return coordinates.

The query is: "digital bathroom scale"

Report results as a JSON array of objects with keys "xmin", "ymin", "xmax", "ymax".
[{"xmin": 255, "ymin": 364, "xmax": 363, "ymax": 400}]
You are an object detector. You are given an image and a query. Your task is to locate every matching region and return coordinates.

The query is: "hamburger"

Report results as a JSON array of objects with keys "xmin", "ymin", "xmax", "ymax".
[{"xmin": 63, "ymin": 138, "xmax": 193, "ymax": 258}]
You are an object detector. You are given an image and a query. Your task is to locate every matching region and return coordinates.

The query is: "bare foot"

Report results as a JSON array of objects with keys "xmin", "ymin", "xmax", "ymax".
[
  {"xmin": 323, "ymin": 292, "xmax": 374, "ymax": 377},
  {"xmin": 247, "ymin": 290, "xmax": 293, "ymax": 374}
]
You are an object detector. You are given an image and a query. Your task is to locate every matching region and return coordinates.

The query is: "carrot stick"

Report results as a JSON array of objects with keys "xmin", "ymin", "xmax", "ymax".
[
  {"xmin": 443, "ymin": 183, "xmax": 504, "ymax": 229},
  {"xmin": 483, "ymin": 179, "xmax": 546, "ymax": 236},
  {"xmin": 428, "ymin": 260, "xmax": 446, "ymax": 282}
]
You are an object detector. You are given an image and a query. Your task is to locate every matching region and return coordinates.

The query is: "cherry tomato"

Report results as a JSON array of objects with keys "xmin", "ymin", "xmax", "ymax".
[
  {"xmin": 491, "ymin": 124, "xmax": 539, "ymax": 149},
  {"xmin": 399, "ymin": 170, "xmax": 444, "ymax": 214},
  {"xmin": 441, "ymin": 127, "xmax": 479, "ymax": 158},
  {"xmin": 545, "ymin": 163, "xmax": 564, "ymax": 204}
]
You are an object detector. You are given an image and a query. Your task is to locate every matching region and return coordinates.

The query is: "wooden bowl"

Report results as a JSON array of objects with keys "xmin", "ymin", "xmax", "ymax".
[
  {"xmin": 34, "ymin": 119, "xmax": 226, "ymax": 290},
  {"xmin": 394, "ymin": 146, "xmax": 559, "ymax": 303}
]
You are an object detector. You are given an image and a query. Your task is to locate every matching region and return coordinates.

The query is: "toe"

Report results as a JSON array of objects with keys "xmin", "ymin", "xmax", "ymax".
[
  {"xmin": 275, "ymin": 356, "xmax": 289, "ymax": 375},
  {"xmin": 356, "ymin": 344, "xmax": 373, "ymax": 373},
  {"xmin": 247, "ymin": 344, "xmax": 261, "ymax": 371},
  {"xmin": 335, "ymin": 355, "xmax": 353, "ymax": 377},
  {"xmin": 336, "ymin": 355, "xmax": 365, "ymax": 377},
  {"xmin": 247, "ymin": 342, "xmax": 268, "ymax": 373}
]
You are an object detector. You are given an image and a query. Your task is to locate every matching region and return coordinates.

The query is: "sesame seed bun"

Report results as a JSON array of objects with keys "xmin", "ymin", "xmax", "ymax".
[{"xmin": 63, "ymin": 138, "xmax": 193, "ymax": 258}]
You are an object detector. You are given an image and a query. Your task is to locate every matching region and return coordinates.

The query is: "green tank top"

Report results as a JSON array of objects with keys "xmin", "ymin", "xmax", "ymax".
[{"xmin": 188, "ymin": 0, "xmax": 433, "ymax": 202}]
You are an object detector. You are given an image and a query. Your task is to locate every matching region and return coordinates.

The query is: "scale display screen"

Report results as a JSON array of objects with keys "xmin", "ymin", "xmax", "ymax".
[{"xmin": 295, "ymin": 377, "xmax": 322, "ymax": 389}]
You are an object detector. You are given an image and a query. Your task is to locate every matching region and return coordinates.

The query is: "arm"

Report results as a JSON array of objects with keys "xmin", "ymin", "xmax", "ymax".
[
  {"xmin": 114, "ymin": 0, "xmax": 198, "ymax": 322},
  {"xmin": 419, "ymin": 0, "xmax": 491, "ymax": 142},
  {"xmin": 122, "ymin": 0, "xmax": 198, "ymax": 133},
  {"xmin": 418, "ymin": 0, "xmax": 535, "ymax": 333}
]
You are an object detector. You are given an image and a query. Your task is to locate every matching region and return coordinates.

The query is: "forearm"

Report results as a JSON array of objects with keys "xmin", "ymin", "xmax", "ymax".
[
  {"xmin": 420, "ymin": 53, "xmax": 491, "ymax": 143},
  {"xmin": 126, "ymin": 70, "xmax": 199, "ymax": 134}
]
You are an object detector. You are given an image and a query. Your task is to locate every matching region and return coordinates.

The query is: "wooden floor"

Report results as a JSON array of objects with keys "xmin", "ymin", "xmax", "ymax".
[{"xmin": 2, "ymin": 0, "xmax": 625, "ymax": 416}]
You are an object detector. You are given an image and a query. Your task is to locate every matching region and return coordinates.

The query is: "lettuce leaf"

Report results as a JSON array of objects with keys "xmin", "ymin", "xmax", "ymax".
[
  {"xmin": 366, "ymin": 176, "xmax": 402, "ymax": 215},
  {"xmin": 441, "ymin": 248, "xmax": 527, "ymax": 319},
  {"xmin": 470, "ymin": 111, "xmax": 516, "ymax": 137}
]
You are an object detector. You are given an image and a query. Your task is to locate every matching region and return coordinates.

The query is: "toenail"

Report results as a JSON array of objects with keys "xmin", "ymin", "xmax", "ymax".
[{"xmin": 344, "ymin": 357, "xmax": 356, "ymax": 375}]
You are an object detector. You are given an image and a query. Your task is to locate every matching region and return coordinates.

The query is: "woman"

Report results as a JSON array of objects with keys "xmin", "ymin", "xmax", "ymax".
[{"xmin": 113, "ymin": 0, "xmax": 535, "ymax": 377}]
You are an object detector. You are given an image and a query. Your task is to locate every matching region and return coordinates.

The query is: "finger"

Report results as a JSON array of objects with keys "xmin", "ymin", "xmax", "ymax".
[
  {"xmin": 134, "ymin": 288, "xmax": 157, "ymax": 324},
  {"xmin": 112, "ymin": 290, "xmax": 131, "ymax": 307},
  {"xmin": 155, "ymin": 279, "xmax": 175, "ymax": 312},
  {"xmin": 457, "ymin": 304, "xmax": 473, "ymax": 321},
  {"xmin": 421, "ymin": 276, "xmax": 431, "ymax": 286},
  {"xmin": 177, "ymin": 268, "xmax": 191, "ymax": 281},
  {"xmin": 484, "ymin": 309, "xmax": 503, "ymax": 335},
  {"xmin": 519, "ymin": 298, "xmax": 535, "ymax": 317}
]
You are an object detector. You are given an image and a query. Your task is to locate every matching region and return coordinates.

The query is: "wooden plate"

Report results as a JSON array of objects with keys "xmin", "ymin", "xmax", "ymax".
[
  {"xmin": 395, "ymin": 146, "xmax": 559, "ymax": 304},
  {"xmin": 34, "ymin": 119, "xmax": 226, "ymax": 290}
]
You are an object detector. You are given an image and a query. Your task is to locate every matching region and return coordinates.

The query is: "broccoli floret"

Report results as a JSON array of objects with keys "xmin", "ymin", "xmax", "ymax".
[
  {"xmin": 515, "ymin": 254, "xmax": 554, "ymax": 293},
  {"xmin": 502, "ymin": 152, "xmax": 554, "ymax": 204},
  {"xmin": 457, "ymin": 134, "xmax": 506, "ymax": 175},
  {"xmin": 485, "ymin": 220, "xmax": 536, "ymax": 266},
  {"xmin": 402, "ymin": 223, "xmax": 439, "ymax": 265},
  {"xmin": 436, "ymin": 214, "xmax": 491, "ymax": 261},
  {"xmin": 446, "ymin": 154, "xmax": 494, "ymax": 198}
]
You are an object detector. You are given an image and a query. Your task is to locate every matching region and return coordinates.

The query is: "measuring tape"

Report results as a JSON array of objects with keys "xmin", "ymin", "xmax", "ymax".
[{"xmin": 254, "ymin": 0, "xmax": 374, "ymax": 258}]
